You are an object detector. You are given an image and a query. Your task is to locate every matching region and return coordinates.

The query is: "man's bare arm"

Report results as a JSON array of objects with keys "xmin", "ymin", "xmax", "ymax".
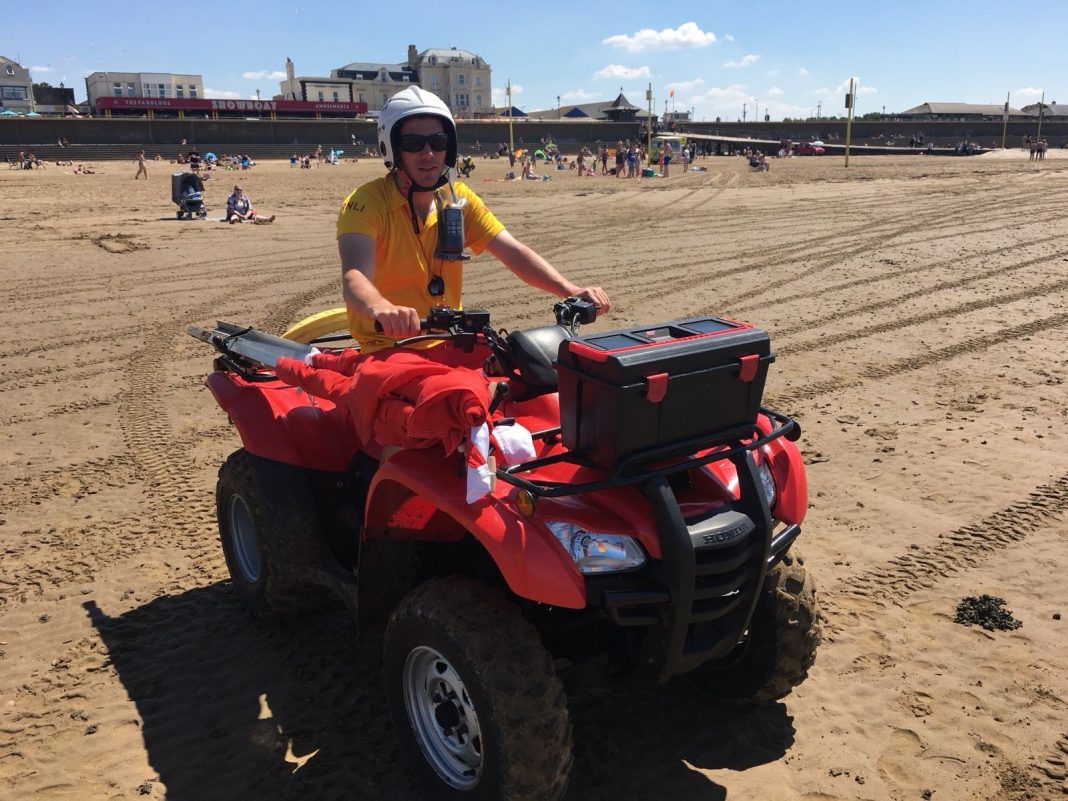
[
  {"xmin": 486, "ymin": 230, "xmax": 611, "ymax": 312},
  {"xmin": 338, "ymin": 233, "xmax": 420, "ymax": 337}
]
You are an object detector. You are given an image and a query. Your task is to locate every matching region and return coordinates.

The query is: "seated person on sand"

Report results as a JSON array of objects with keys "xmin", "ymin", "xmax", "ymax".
[
  {"xmin": 73, "ymin": 164, "xmax": 95, "ymax": 175},
  {"xmin": 521, "ymin": 157, "xmax": 538, "ymax": 180},
  {"xmin": 226, "ymin": 185, "xmax": 276, "ymax": 224}
]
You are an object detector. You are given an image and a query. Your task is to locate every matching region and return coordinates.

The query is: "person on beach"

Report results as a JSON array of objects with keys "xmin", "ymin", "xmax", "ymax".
[
  {"xmin": 134, "ymin": 150, "xmax": 148, "ymax": 179},
  {"xmin": 226, "ymin": 185, "xmax": 276, "ymax": 224},
  {"xmin": 336, "ymin": 86, "xmax": 610, "ymax": 352}
]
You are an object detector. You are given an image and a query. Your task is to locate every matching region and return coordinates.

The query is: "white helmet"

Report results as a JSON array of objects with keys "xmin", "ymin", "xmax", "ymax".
[{"xmin": 377, "ymin": 86, "xmax": 457, "ymax": 173}]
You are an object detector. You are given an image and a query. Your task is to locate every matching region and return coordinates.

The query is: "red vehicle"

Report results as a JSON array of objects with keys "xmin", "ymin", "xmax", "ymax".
[
  {"xmin": 189, "ymin": 299, "xmax": 821, "ymax": 801},
  {"xmin": 795, "ymin": 141, "xmax": 826, "ymax": 155}
]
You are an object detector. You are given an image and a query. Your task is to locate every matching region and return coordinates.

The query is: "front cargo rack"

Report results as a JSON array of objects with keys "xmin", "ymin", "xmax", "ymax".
[{"xmin": 495, "ymin": 408, "xmax": 799, "ymax": 499}]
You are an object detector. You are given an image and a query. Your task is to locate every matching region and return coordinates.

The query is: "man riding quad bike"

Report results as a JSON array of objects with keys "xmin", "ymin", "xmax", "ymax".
[{"xmin": 189, "ymin": 294, "xmax": 821, "ymax": 801}]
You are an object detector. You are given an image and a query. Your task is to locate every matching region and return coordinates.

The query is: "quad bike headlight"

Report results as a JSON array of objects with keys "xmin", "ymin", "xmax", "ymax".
[
  {"xmin": 756, "ymin": 458, "xmax": 777, "ymax": 510},
  {"xmin": 547, "ymin": 522, "xmax": 646, "ymax": 574}
]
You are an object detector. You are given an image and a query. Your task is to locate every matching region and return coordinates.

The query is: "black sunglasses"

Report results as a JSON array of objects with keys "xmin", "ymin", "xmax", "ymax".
[{"xmin": 397, "ymin": 132, "xmax": 449, "ymax": 153}]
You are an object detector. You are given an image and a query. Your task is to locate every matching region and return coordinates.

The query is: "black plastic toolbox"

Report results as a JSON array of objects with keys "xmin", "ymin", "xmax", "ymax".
[{"xmin": 555, "ymin": 316, "xmax": 774, "ymax": 470}]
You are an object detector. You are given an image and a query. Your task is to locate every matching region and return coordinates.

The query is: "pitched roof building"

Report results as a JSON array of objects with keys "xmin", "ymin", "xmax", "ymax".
[
  {"xmin": 1020, "ymin": 102, "xmax": 1068, "ymax": 119},
  {"xmin": 523, "ymin": 91, "xmax": 652, "ymax": 121},
  {"xmin": 898, "ymin": 102, "xmax": 1027, "ymax": 120},
  {"xmin": 277, "ymin": 45, "xmax": 491, "ymax": 115},
  {"xmin": 0, "ymin": 56, "xmax": 34, "ymax": 112}
]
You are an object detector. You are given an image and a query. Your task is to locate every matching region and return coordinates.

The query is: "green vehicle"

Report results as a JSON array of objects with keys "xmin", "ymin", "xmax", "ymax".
[{"xmin": 649, "ymin": 134, "xmax": 687, "ymax": 163}]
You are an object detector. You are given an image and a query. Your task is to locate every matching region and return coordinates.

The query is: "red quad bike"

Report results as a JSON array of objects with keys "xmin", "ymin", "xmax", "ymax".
[{"xmin": 188, "ymin": 299, "xmax": 820, "ymax": 801}]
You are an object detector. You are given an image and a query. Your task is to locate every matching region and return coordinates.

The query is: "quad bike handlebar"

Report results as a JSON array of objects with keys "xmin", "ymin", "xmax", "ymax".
[{"xmin": 373, "ymin": 297, "xmax": 598, "ymax": 340}]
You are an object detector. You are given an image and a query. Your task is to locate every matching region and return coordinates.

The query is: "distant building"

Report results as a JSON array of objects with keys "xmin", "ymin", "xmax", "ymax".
[
  {"xmin": 0, "ymin": 56, "xmax": 33, "ymax": 112},
  {"xmin": 33, "ymin": 84, "xmax": 75, "ymax": 115},
  {"xmin": 85, "ymin": 71, "xmax": 203, "ymax": 111},
  {"xmin": 524, "ymin": 92, "xmax": 652, "ymax": 122},
  {"xmin": 277, "ymin": 45, "xmax": 491, "ymax": 116},
  {"xmin": 898, "ymin": 102, "xmax": 1028, "ymax": 121},
  {"xmin": 412, "ymin": 46, "xmax": 490, "ymax": 116},
  {"xmin": 1020, "ymin": 102, "xmax": 1068, "ymax": 120}
]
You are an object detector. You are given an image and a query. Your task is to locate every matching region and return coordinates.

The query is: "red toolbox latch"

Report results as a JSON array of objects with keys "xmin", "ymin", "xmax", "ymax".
[
  {"xmin": 645, "ymin": 372, "xmax": 669, "ymax": 403},
  {"xmin": 738, "ymin": 354, "xmax": 759, "ymax": 382}
]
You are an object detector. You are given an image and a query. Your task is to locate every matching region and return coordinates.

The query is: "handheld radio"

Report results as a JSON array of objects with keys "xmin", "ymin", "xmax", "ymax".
[{"xmin": 435, "ymin": 169, "xmax": 471, "ymax": 262}]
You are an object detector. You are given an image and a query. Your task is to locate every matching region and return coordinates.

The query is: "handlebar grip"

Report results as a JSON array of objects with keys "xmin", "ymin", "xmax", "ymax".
[{"xmin": 373, "ymin": 318, "xmax": 430, "ymax": 334}]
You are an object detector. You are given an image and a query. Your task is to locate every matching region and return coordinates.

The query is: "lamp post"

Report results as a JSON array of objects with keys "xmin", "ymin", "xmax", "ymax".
[
  {"xmin": 557, "ymin": 95, "xmax": 560, "ymax": 119},
  {"xmin": 506, "ymin": 79, "xmax": 514, "ymax": 165},
  {"xmin": 646, "ymin": 83, "xmax": 652, "ymax": 155},
  {"xmin": 817, "ymin": 101, "xmax": 821, "ymax": 119},
  {"xmin": 742, "ymin": 102, "xmax": 747, "ymax": 122}
]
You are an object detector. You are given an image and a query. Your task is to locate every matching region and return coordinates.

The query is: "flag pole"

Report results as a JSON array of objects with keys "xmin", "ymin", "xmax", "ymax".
[{"xmin": 646, "ymin": 82, "xmax": 652, "ymax": 158}]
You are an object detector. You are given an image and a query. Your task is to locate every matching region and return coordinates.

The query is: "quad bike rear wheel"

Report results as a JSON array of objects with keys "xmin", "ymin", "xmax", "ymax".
[
  {"xmin": 216, "ymin": 449, "xmax": 330, "ymax": 618},
  {"xmin": 687, "ymin": 550, "xmax": 821, "ymax": 702},
  {"xmin": 384, "ymin": 577, "xmax": 573, "ymax": 801}
]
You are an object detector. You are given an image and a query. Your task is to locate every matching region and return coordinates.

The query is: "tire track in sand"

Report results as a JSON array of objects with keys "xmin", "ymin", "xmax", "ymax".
[{"xmin": 767, "ymin": 311, "xmax": 1068, "ymax": 408}]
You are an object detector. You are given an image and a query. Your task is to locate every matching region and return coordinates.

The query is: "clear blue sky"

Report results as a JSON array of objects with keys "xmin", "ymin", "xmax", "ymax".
[{"xmin": 8, "ymin": 0, "xmax": 1064, "ymax": 120}]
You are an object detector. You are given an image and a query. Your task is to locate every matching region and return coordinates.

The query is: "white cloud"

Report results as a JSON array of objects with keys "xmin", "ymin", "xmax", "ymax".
[
  {"xmin": 665, "ymin": 78, "xmax": 705, "ymax": 95},
  {"xmin": 798, "ymin": 67, "xmax": 808, "ymax": 77},
  {"xmin": 723, "ymin": 33, "xmax": 735, "ymax": 42},
  {"xmin": 1013, "ymin": 86, "xmax": 1043, "ymax": 99},
  {"xmin": 242, "ymin": 70, "xmax": 286, "ymax": 81},
  {"xmin": 491, "ymin": 84, "xmax": 523, "ymax": 105},
  {"xmin": 562, "ymin": 89, "xmax": 598, "ymax": 101},
  {"xmin": 692, "ymin": 83, "xmax": 750, "ymax": 103},
  {"xmin": 833, "ymin": 78, "xmax": 877, "ymax": 95},
  {"xmin": 602, "ymin": 22, "xmax": 716, "ymax": 52},
  {"xmin": 724, "ymin": 54, "xmax": 760, "ymax": 69},
  {"xmin": 767, "ymin": 86, "xmax": 784, "ymax": 97},
  {"xmin": 30, "ymin": 65, "xmax": 53, "ymax": 73},
  {"xmin": 204, "ymin": 87, "xmax": 243, "ymax": 99},
  {"xmin": 594, "ymin": 64, "xmax": 650, "ymax": 80}
]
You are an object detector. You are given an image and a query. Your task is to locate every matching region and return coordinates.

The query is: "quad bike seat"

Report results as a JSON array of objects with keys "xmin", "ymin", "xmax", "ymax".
[{"xmin": 505, "ymin": 324, "xmax": 573, "ymax": 397}]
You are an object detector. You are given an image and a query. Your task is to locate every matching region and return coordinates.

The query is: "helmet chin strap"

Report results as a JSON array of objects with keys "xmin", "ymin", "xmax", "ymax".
[{"xmin": 398, "ymin": 166, "xmax": 450, "ymax": 235}]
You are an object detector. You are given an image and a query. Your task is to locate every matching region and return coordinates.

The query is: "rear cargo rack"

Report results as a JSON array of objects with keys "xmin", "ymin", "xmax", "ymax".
[{"xmin": 496, "ymin": 408, "xmax": 799, "ymax": 498}]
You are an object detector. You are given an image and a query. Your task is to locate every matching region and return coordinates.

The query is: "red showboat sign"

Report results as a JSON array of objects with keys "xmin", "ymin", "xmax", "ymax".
[{"xmin": 95, "ymin": 97, "xmax": 367, "ymax": 114}]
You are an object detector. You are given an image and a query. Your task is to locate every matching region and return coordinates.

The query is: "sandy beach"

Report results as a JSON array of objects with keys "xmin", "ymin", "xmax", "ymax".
[{"xmin": 1, "ymin": 148, "xmax": 1066, "ymax": 801}]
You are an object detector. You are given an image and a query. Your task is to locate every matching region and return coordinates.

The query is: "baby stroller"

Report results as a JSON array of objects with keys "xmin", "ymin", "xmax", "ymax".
[{"xmin": 172, "ymin": 172, "xmax": 207, "ymax": 219}]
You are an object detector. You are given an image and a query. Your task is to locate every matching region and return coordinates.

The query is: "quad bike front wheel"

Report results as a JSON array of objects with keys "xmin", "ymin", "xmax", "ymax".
[
  {"xmin": 686, "ymin": 550, "xmax": 821, "ymax": 702},
  {"xmin": 216, "ymin": 449, "xmax": 331, "ymax": 618},
  {"xmin": 384, "ymin": 577, "xmax": 573, "ymax": 801},
  {"xmin": 282, "ymin": 307, "xmax": 349, "ymax": 344}
]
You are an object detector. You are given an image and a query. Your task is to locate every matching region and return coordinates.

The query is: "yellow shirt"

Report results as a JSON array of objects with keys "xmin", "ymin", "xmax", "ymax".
[{"xmin": 337, "ymin": 175, "xmax": 505, "ymax": 352}]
